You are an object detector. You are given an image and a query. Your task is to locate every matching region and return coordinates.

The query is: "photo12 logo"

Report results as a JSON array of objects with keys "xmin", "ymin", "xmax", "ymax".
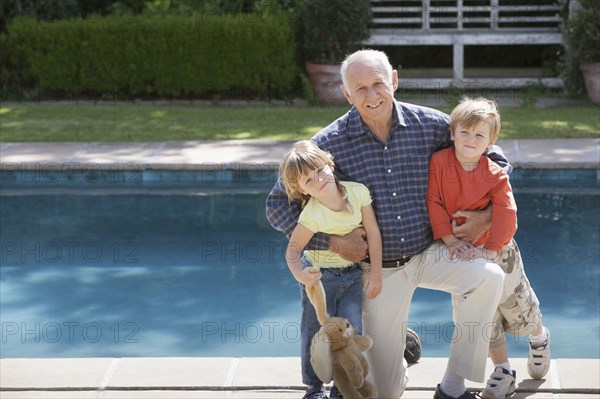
[
  {"xmin": 1, "ymin": 241, "xmax": 140, "ymax": 264},
  {"xmin": 0, "ymin": 162, "xmax": 142, "ymax": 184},
  {"xmin": 2, "ymin": 322, "xmax": 139, "ymax": 344}
]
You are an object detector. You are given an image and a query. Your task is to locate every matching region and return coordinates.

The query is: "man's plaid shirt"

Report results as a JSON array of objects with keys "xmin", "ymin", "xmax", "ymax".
[{"xmin": 266, "ymin": 101, "xmax": 510, "ymax": 261}]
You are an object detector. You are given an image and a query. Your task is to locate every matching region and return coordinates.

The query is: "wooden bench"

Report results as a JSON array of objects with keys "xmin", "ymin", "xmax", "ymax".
[{"xmin": 364, "ymin": 0, "xmax": 565, "ymax": 88}]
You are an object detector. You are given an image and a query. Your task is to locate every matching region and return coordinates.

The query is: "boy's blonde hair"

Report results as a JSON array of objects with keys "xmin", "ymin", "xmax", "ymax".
[
  {"xmin": 450, "ymin": 97, "xmax": 501, "ymax": 143},
  {"xmin": 279, "ymin": 140, "xmax": 348, "ymax": 210}
]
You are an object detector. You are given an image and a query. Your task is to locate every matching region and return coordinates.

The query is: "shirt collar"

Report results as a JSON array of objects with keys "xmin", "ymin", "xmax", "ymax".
[{"xmin": 346, "ymin": 101, "xmax": 408, "ymax": 138}]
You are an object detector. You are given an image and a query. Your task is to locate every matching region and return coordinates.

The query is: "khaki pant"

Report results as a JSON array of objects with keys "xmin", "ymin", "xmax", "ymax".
[
  {"xmin": 489, "ymin": 239, "xmax": 542, "ymax": 348},
  {"xmin": 361, "ymin": 240, "xmax": 504, "ymax": 398}
]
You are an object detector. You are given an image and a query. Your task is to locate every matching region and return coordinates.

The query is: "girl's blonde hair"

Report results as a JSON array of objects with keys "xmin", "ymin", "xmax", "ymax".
[
  {"xmin": 450, "ymin": 97, "xmax": 501, "ymax": 143},
  {"xmin": 279, "ymin": 140, "xmax": 350, "ymax": 211}
]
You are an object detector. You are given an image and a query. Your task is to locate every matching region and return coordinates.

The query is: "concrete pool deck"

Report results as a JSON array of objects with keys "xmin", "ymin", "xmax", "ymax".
[
  {"xmin": 1, "ymin": 138, "xmax": 599, "ymax": 398},
  {"xmin": 0, "ymin": 357, "xmax": 599, "ymax": 398},
  {"xmin": 0, "ymin": 138, "xmax": 599, "ymax": 171}
]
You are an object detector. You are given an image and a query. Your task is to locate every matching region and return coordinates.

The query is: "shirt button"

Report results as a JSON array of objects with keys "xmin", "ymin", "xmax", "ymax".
[
  {"xmin": 387, "ymin": 169, "xmax": 391, "ymax": 173},
  {"xmin": 392, "ymin": 192, "xmax": 397, "ymax": 196},
  {"xmin": 384, "ymin": 146, "xmax": 388, "ymax": 150},
  {"xmin": 401, "ymin": 238, "xmax": 405, "ymax": 242},
  {"xmin": 397, "ymin": 216, "xmax": 401, "ymax": 220}
]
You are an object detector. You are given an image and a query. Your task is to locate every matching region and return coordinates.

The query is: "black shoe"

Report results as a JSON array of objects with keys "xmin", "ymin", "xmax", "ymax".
[
  {"xmin": 303, "ymin": 385, "xmax": 328, "ymax": 399},
  {"xmin": 434, "ymin": 384, "xmax": 479, "ymax": 399},
  {"xmin": 404, "ymin": 327, "xmax": 422, "ymax": 364},
  {"xmin": 329, "ymin": 385, "xmax": 343, "ymax": 399}
]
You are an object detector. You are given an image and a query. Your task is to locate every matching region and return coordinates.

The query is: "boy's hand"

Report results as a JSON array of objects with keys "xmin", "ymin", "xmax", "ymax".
[
  {"xmin": 363, "ymin": 272, "xmax": 382, "ymax": 300},
  {"xmin": 447, "ymin": 239, "xmax": 472, "ymax": 260},
  {"xmin": 461, "ymin": 247, "xmax": 497, "ymax": 261}
]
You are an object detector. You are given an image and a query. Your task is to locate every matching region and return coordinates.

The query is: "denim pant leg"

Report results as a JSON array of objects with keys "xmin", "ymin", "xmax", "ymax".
[
  {"xmin": 300, "ymin": 264, "xmax": 363, "ymax": 386},
  {"xmin": 330, "ymin": 265, "xmax": 363, "ymax": 334}
]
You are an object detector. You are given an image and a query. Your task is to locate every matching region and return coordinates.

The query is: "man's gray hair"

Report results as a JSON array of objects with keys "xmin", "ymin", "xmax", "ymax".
[{"xmin": 340, "ymin": 49, "xmax": 394, "ymax": 94}]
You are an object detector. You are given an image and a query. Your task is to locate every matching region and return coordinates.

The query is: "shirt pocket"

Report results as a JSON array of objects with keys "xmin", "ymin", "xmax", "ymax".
[{"xmin": 401, "ymin": 154, "xmax": 430, "ymax": 187}]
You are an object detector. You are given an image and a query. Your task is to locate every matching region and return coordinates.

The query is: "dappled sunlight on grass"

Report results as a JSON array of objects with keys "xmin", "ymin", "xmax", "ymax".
[
  {"xmin": 0, "ymin": 103, "xmax": 598, "ymax": 141},
  {"xmin": 501, "ymin": 107, "xmax": 599, "ymax": 138},
  {"xmin": 150, "ymin": 110, "xmax": 167, "ymax": 118},
  {"xmin": 229, "ymin": 131, "xmax": 253, "ymax": 139},
  {"xmin": 539, "ymin": 120, "xmax": 598, "ymax": 135},
  {"xmin": 2, "ymin": 122, "xmax": 23, "ymax": 128},
  {"xmin": 301, "ymin": 125, "xmax": 326, "ymax": 136},
  {"xmin": 541, "ymin": 120, "xmax": 569, "ymax": 128}
]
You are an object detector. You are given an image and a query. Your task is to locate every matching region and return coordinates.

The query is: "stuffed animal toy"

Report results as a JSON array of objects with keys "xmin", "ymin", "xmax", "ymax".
[{"xmin": 305, "ymin": 267, "xmax": 376, "ymax": 399}]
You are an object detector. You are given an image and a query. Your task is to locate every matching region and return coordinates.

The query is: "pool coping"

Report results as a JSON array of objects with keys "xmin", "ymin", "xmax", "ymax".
[
  {"xmin": 1, "ymin": 357, "xmax": 599, "ymax": 398},
  {"xmin": 1, "ymin": 139, "xmax": 599, "ymax": 171}
]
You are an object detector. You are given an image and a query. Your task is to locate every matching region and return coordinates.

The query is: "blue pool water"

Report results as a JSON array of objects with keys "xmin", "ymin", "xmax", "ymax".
[{"xmin": 0, "ymin": 168, "xmax": 599, "ymax": 359}]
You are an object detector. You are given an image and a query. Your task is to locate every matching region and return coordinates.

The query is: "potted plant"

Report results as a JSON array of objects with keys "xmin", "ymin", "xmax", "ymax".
[
  {"xmin": 301, "ymin": 0, "xmax": 371, "ymax": 104},
  {"xmin": 563, "ymin": 0, "xmax": 600, "ymax": 103}
]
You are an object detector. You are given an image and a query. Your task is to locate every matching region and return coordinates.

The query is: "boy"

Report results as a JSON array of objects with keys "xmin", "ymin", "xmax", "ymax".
[{"xmin": 427, "ymin": 98, "xmax": 551, "ymax": 399}]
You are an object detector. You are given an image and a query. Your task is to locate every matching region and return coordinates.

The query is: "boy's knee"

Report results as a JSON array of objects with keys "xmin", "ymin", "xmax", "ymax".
[{"xmin": 489, "ymin": 328, "xmax": 506, "ymax": 348}]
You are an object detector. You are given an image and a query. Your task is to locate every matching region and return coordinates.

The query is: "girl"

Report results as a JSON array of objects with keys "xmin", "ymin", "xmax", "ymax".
[{"xmin": 279, "ymin": 140, "xmax": 382, "ymax": 399}]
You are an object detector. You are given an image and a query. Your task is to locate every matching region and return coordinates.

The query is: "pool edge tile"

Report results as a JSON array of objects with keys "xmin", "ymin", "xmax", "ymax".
[
  {"xmin": 557, "ymin": 358, "xmax": 600, "ymax": 390},
  {"xmin": 107, "ymin": 357, "xmax": 234, "ymax": 388},
  {"xmin": 232, "ymin": 357, "xmax": 303, "ymax": 388},
  {"xmin": 0, "ymin": 357, "xmax": 115, "ymax": 389}
]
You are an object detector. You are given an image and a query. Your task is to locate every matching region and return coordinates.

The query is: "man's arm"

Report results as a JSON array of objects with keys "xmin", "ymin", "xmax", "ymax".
[
  {"xmin": 486, "ymin": 144, "xmax": 512, "ymax": 175},
  {"xmin": 452, "ymin": 206, "xmax": 492, "ymax": 244}
]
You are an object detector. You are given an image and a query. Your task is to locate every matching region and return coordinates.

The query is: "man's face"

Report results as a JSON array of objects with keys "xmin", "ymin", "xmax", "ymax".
[{"xmin": 341, "ymin": 61, "xmax": 398, "ymax": 126}]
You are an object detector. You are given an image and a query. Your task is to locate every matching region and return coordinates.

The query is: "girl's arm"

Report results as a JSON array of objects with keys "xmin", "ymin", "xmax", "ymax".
[
  {"xmin": 266, "ymin": 178, "xmax": 330, "ymax": 250},
  {"xmin": 286, "ymin": 223, "xmax": 322, "ymax": 287},
  {"xmin": 361, "ymin": 204, "xmax": 383, "ymax": 299}
]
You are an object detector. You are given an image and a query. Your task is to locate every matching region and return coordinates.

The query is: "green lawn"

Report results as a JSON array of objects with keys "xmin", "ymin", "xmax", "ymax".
[{"xmin": 0, "ymin": 102, "xmax": 598, "ymax": 142}]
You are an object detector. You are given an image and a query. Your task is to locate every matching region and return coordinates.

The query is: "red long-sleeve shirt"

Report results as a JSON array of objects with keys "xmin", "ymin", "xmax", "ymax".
[{"xmin": 427, "ymin": 147, "xmax": 517, "ymax": 252}]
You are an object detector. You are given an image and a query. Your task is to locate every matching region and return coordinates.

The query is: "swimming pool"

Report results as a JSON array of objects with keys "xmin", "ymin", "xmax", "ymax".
[{"xmin": 1, "ymin": 168, "xmax": 598, "ymax": 359}]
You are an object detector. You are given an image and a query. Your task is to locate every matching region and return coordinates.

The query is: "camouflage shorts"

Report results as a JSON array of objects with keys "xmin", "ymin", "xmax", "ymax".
[{"xmin": 489, "ymin": 239, "xmax": 542, "ymax": 348}]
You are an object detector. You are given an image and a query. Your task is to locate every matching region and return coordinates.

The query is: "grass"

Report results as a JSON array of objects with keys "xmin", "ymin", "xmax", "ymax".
[{"xmin": 0, "ymin": 102, "xmax": 598, "ymax": 142}]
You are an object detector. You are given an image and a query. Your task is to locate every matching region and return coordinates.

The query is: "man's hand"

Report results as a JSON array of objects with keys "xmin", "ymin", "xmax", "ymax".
[
  {"xmin": 328, "ymin": 227, "xmax": 368, "ymax": 263},
  {"xmin": 452, "ymin": 207, "xmax": 492, "ymax": 244}
]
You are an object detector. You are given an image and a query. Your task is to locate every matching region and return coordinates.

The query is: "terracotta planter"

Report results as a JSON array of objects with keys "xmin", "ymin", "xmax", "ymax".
[
  {"xmin": 581, "ymin": 62, "xmax": 600, "ymax": 104},
  {"xmin": 305, "ymin": 62, "xmax": 347, "ymax": 104}
]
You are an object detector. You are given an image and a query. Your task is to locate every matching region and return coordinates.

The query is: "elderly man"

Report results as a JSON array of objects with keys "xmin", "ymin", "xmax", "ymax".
[{"xmin": 267, "ymin": 49, "xmax": 507, "ymax": 399}]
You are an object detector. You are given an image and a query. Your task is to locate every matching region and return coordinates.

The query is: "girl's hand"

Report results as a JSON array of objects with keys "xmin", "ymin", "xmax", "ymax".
[
  {"xmin": 447, "ymin": 239, "xmax": 472, "ymax": 260},
  {"xmin": 363, "ymin": 272, "xmax": 382, "ymax": 300},
  {"xmin": 294, "ymin": 267, "xmax": 322, "ymax": 287}
]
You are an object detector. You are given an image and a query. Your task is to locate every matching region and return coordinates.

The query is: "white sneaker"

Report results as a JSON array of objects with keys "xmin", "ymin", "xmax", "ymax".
[
  {"xmin": 481, "ymin": 367, "xmax": 516, "ymax": 399},
  {"xmin": 528, "ymin": 328, "xmax": 551, "ymax": 379}
]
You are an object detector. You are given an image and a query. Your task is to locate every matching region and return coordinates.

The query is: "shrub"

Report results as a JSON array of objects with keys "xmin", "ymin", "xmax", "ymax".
[
  {"xmin": 561, "ymin": 0, "xmax": 600, "ymax": 96},
  {"xmin": 301, "ymin": 0, "xmax": 371, "ymax": 64},
  {"xmin": 3, "ymin": 12, "xmax": 298, "ymax": 100}
]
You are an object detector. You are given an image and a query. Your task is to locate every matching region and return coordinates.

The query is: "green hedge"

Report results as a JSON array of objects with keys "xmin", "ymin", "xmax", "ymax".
[{"xmin": 2, "ymin": 13, "xmax": 298, "ymax": 99}]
